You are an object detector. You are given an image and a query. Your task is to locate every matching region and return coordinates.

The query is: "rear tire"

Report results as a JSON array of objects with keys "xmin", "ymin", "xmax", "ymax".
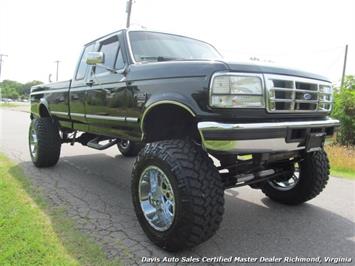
[
  {"xmin": 29, "ymin": 117, "xmax": 61, "ymax": 167},
  {"xmin": 131, "ymin": 139, "xmax": 224, "ymax": 251},
  {"xmin": 261, "ymin": 150, "xmax": 330, "ymax": 205},
  {"xmin": 117, "ymin": 140, "xmax": 142, "ymax": 157}
]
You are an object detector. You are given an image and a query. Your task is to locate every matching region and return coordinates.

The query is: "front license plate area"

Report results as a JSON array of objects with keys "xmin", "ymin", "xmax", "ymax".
[{"xmin": 305, "ymin": 132, "xmax": 326, "ymax": 152}]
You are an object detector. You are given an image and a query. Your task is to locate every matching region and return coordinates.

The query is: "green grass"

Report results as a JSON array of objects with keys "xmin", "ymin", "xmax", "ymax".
[
  {"xmin": 0, "ymin": 102, "xmax": 19, "ymax": 108},
  {"xmin": 330, "ymin": 169, "xmax": 355, "ymax": 180},
  {"xmin": 325, "ymin": 145, "xmax": 355, "ymax": 180},
  {"xmin": 0, "ymin": 153, "xmax": 120, "ymax": 265}
]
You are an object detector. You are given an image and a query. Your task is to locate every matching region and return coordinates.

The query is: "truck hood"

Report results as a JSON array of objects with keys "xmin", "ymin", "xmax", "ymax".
[
  {"xmin": 127, "ymin": 60, "xmax": 330, "ymax": 83},
  {"xmin": 222, "ymin": 61, "xmax": 330, "ymax": 82}
]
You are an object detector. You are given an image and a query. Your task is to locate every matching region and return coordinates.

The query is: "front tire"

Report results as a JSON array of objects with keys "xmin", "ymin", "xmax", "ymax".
[
  {"xmin": 261, "ymin": 150, "xmax": 330, "ymax": 205},
  {"xmin": 29, "ymin": 117, "xmax": 61, "ymax": 167},
  {"xmin": 131, "ymin": 139, "xmax": 224, "ymax": 251}
]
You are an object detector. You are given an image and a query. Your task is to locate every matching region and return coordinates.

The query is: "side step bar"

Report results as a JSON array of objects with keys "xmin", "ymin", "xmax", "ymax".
[{"xmin": 87, "ymin": 137, "xmax": 118, "ymax": 150}]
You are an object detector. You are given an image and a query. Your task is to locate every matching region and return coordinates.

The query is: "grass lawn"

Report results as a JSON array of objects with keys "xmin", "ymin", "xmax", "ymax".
[
  {"xmin": 0, "ymin": 102, "xmax": 20, "ymax": 108},
  {"xmin": 0, "ymin": 154, "xmax": 120, "ymax": 265},
  {"xmin": 325, "ymin": 145, "xmax": 355, "ymax": 180}
]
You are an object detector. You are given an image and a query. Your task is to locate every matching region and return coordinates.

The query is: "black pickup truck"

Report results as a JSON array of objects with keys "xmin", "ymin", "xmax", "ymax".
[{"xmin": 29, "ymin": 29, "xmax": 339, "ymax": 251}]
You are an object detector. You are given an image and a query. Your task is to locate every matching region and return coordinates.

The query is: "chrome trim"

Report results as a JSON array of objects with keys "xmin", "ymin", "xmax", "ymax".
[
  {"xmin": 198, "ymin": 118, "xmax": 340, "ymax": 153},
  {"xmin": 86, "ymin": 51, "xmax": 104, "ymax": 65},
  {"xmin": 70, "ymin": 113, "xmax": 138, "ymax": 122},
  {"xmin": 138, "ymin": 165, "xmax": 175, "ymax": 231},
  {"xmin": 140, "ymin": 100, "xmax": 196, "ymax": 140},
  {"xmin": 198, "ymin": 118, "xmax": 339, "ymax": 131},
  {"xmin": 201, "ymin": 138, "xmax": 303, "ymax": 153},
  {"xmin": 51, "ymin": 111, "xmax": 138, "ymax": 122},
  {"xmin": 70, "ymin": 113, "xmax": 85, "ymax": 118},
  {"xmin": 86, "ymin": 114, "xmax": 125, "ymax": 121},
  {"xmin": 38, "ymin": 99, "xmax": 49, "ymax": 115},
  {"xmin": 70, "ymin": 87, "xmax": 88, "ymax": 92},
  {"xmin": 264, "ymin": 74, "xmax": 333, "ymax": 113},
  {"xmin": 32, "ymin": 81, "xmax": 127, "ymax": 95},
  {"xmin": 126, "ymin": 29, "xmax": 223, "ymax": 65},
  {"xmin": 29, "ymin": 123, "xmax": 38, "ymax": 159},
  {"xmin": 51, "ymin": 111, "xmax": 69, "ymax": 116},
  {"xmin": 209, "ymin": 72, "xmax": 265, "ymax": 109},
  {"xmin": 31, "ymin": 88, "xmax": 68, "ymax": 95},
  {"xmin": 268, "ymin": 164, "xmax": 300, "ymax": 191},
  {"xmin": 126, "ymin": 29, "xmax": 137, "ymax": 64},
  {"xmin": 126, "ymin": 117, "xmax": 139, "ymax": 122}
]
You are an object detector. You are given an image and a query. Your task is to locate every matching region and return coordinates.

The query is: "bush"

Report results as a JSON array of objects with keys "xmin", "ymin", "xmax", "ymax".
[{"xmin": 332, "ymin": 75, "xmax": 355, "ymax": 146}]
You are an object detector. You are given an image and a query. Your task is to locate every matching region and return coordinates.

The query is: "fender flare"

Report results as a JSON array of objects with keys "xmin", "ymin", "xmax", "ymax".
[
  {"xmin": 38, "ymin": 98, "xmax": 50, "ymax": 117},
  {"xmin": 140, "ymin": 96, "xmax": 197, "ymax": 139}
]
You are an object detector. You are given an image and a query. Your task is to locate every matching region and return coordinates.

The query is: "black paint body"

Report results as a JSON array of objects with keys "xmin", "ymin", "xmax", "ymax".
[{"xmin": 30, "ymin": 29, "xmax": 331, "ymax": 142}]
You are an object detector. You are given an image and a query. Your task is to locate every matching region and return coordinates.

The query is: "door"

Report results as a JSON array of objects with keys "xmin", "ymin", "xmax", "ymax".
[
  {"xmin": 85, "ymin": 33, "xmax": 129, "ymax": 137},
  {"xmin": 70, "ymin": 43, "xmax": 95, "ymax": 132}
]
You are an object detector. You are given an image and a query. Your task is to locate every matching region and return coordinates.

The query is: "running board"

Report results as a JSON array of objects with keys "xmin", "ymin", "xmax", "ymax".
[{"xmin": 87, "ymin": 137, "xmax": 118, "ymax": 150}]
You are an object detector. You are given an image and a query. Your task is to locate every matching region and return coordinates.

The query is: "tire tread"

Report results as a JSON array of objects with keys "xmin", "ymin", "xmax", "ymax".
[
  {"xmin": 261, "ymin": 150, "xmax": 330, "ymax": 205},
  {"xmin": 30, "ymin": 117, "xmax": 61, "ymax": 167},
  {"xmin": 132, "ymin": 139, "xmax": 224, "ymax": 250}
]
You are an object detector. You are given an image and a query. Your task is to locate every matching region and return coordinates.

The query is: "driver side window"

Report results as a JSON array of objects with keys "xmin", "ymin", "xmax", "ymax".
[{"xmin": 95, "ymin": 37, "xmax": 119, "ymax": 75}]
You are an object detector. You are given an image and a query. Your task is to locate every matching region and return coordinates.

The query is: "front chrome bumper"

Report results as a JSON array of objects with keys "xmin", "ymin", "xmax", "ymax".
[{"xmin": 198, "ymin": 118, "xmax": 340, "ymax": 154}]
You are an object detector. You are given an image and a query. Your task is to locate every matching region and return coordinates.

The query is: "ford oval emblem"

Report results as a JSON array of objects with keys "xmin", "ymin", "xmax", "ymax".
[{"xmin": 303, "ymin": 93, "xmax": 312, "ymax": 100}]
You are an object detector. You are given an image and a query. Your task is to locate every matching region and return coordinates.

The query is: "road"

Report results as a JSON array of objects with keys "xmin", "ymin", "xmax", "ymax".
[{"xmin": 0, "ymin": 109, "xmax": 354, "ymax": 265}]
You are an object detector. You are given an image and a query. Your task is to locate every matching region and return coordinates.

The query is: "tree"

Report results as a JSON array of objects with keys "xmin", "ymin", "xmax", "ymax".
[
  {"xmin": 21, "ymin": 80, "xmax": 43, "ymax": 95},
  {"xmin": 1, "ymin": 87, "xmax": 19, "ymax": 99},
  {"xmin": 0, "ymin": 79, "xmax": 43, "ymax": 99},
  {"xmin": 332, "ymin": 75, "xmax": 355, "ymax": 146}
]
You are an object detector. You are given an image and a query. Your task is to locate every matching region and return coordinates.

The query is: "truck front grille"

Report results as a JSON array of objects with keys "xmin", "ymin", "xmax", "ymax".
[{"xmin": 265, "ymin": 74, "xmax": 332, "ymax": 113}]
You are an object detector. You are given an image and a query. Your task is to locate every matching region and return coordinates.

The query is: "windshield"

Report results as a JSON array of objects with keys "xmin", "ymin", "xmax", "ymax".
[{"xmin": 129, "ymin": 31, "xmax": 222, "ymax": 63}]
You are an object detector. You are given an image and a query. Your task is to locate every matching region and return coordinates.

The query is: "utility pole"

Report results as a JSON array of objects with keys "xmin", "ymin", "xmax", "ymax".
[
  {"xmin": 0, "ymin": 54, "xmax": 8, "ymax": 81},
  {"xmin": 54, "ymin": 60, "xmax": 60, "ymax": 81},
  {"xmin": 0, "ymin": 54, "xmax": 8, "ymax": 100},
  {"xmin": 340, "ymin": 44, "xmax": 348, "ymax": 88},
  {"xmin": 126, "ymin": 0, "xmax": 133, "ymax": 28}
]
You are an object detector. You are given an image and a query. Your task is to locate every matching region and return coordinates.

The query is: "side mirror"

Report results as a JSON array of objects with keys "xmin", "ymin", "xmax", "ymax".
[{"xmin": 86, "ymin": 52, "xmax": 104, "ymax": 65}]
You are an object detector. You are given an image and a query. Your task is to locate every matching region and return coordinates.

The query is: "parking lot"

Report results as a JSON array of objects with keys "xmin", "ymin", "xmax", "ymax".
[{"xmin": 0, "ymin": 108, "xmax": 354, "ymax": 265}]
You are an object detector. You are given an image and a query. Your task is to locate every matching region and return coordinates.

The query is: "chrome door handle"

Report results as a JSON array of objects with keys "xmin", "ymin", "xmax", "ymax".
[{"xmin": 86, "ymin": 80, "xmax": 94, "ymax": 86}]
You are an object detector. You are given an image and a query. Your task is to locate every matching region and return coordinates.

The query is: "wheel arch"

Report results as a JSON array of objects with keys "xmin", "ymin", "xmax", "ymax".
[
  {"xmin": 141, "ymin": 100, "xmax": 198, "ymax": 142},
  {"xmin": 39, "ymin": 103, "xmax": 51, "ymax": 117},
  {"xmin": 35, "ymin": 98, "xmax": 51, "ymax": 118}
]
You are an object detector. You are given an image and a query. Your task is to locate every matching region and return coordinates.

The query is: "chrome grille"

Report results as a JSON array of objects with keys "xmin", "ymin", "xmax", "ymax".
[{"xmin": 265, "ymin": 74, "xmax": 333, "ymax": 112}]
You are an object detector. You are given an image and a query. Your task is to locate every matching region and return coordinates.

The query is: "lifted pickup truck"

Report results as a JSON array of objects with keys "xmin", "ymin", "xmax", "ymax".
[{"xmin": 29, "ymin": 29, "xmax": 339, "ymax": 251}]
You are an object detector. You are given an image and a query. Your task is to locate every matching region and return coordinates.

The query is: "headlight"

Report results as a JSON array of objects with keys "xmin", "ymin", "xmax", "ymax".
[
  {"xmin": 318, "ymin": 84, "xmax": 333, "ymax": 111},
  {"xmin": 210, "ymin": 73, "xmax": 264, "ymax": 108}
]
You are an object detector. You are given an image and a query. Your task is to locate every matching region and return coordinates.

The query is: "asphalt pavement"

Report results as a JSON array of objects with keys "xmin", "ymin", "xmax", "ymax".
[{"xmin": 0, "ymin": 109, "xmax": 354, "ymax": 266}]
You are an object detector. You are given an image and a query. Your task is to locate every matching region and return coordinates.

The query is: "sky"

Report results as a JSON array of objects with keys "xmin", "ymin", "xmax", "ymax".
[{"xmin": 0, "ymin": 0, "xmax": 354, "ymax": 85}]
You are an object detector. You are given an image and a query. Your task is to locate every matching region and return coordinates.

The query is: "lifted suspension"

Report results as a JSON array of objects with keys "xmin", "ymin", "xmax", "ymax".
[{"xmin": 216, "ymin": 151, "xmax": 301, "ymax": 189}]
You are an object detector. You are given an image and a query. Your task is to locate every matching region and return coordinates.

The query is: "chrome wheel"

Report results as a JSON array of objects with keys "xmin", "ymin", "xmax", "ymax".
[
  {"xmin": 29, "ymin": 126, "xmax": 38, "ymax": 159},
  {"xmin": 138, "ymin": 165, "xmax": 175, "ymax": 231},
  {"xmin": 268, "ymin": 164, "xmax": 300, "ymax": 191},
  {"xmin": 119, "ymin": 140, "xmax": 130, "ymax": 149}
]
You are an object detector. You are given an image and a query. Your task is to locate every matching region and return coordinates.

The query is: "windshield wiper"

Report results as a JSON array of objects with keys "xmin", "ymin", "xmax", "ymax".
[{"xmin": 139, "ymin": 56, "xmax": 186, "ymax": 62}]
